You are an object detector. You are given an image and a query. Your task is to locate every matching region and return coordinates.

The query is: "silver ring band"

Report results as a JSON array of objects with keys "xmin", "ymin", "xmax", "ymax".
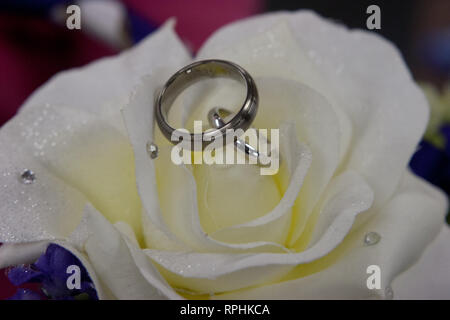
[
  {"xmin": 207, "ymin": 107, "xmax": 273, "ymax": 166},
  {"xmin": 155, "ymin": 59, "xmax": 258, "ymax": 150}
]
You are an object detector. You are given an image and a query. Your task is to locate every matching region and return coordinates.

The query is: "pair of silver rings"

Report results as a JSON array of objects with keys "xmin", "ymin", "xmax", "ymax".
[{"xmin": 155, "ymin": 59, "xmax": 270, "ymax": 164}]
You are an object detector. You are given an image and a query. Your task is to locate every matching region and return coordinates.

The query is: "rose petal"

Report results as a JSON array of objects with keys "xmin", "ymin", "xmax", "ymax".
[
  {"xmin": 170, "ymin": 73, "xmax": 340, "ymax": 247},
  {"xmin": 392, "ymin": 225, "xmax": 450, "ymax": 299},
  {"xmin": 122, "ymin": 76, "xmax": 190, "ymax": 252},
  {"xmin": 0, "ymin": 241, "xmax": 49, "ymax": 268},
  {"xmin": 0, "ymin": 21, "xmax": 193, "ymax": 244},
  {"xmin": 153, "ymin": 122, "xmax": 313, "ymax": 252},
  {"xmin": 198, "ymin": 23, "xmax": 347, "ymax": 247},
  {"xmin": 145, "ymin": 170, "xmax": 373, "ymax": 294},
  {"xmin": 82, "ymin": 204, "xmax": 181, "ymax": 300},
  {"xmin": 0, "ymin": 111, "xmax": 88, "ymax": 242},
  {"xmin": 212, "ymin": 171, "xmax": 447, "ymax": 299},
  {"xmin": 152, "ymin": 145, "xmax": 290, "ymax": 253},
  {"xmin": 198, "ymin": 11, "xmax": 429, "ymax": 238},
  {"xmin": 0, "ymin": 103, "xmax": 143, "ymax": 242},
  {"xmin": 205, "ymin": 123, "xmax": 311, "ymax": 246},
  {"xmin": 199, "ymin": 18, "xmax": 354, "ymax": 167},
  {"xmin": 123, "ymin": 77, "xmax": 304, "ymax": 253},
  {"xmin": 306, "ymin": 170, "xmax": 374, "ymax": 248},
  {"xmin": 253, "ymin": 78, "xmax": 341, "ymax": 246}
]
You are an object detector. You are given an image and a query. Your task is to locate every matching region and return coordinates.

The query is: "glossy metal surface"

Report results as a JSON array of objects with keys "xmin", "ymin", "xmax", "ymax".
[{"xmin": 155, "ymin": 59, "xmax": 258, "ymax": 150}]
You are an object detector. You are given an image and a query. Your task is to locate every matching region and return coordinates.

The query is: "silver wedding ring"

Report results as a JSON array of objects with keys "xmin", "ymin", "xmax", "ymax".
[{"xmin": 155, "ymin": 59, "xmax": 258, "ymax": 150}]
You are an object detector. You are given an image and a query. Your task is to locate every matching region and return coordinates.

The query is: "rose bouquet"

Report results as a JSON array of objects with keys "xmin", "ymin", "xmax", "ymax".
[{"xmin": 1, "ymin": 11, "xmax": 449, "ymax": 300}]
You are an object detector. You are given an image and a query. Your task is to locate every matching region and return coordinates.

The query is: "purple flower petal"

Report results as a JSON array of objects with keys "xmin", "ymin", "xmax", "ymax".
[
  {"xmin": 7, "ymin": 266, "xmax": 43, "ymax": 286},
  {"xmin": 7, "ymin": 288, "xmax": 43, "ymax": 300},
  {"xmin": 7, "ymin": 244, "xmax": 98, "ymax": 300}
]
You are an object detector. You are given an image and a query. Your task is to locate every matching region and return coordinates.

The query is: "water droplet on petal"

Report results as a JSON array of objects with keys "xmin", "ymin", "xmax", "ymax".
[
  {"xmin": 146, "ymin": 142, "xmax": 158, "ymax": 159},
  {"xmin": 385, "ymin": 286, "xmax": 394, "ymax": 300},
  {"xmin": 20, "ymin": 169, "xmax": 36, "ymax": 184},
  {"xmin": 364, "ymin": 232, "xmax": 381, "ymax": 246}
]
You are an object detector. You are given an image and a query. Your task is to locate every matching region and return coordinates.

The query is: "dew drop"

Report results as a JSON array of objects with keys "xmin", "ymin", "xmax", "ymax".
[
  {"xmin": 20, "ymin": 169, "xmax": 36, "ymax": 184},
  {"xmin": 364, "ymin": 232, "xmax": 381, "ymax": 246},
  {"xmin": 146, "ymin": 142, "xmax": 159, "ymax": 159}
]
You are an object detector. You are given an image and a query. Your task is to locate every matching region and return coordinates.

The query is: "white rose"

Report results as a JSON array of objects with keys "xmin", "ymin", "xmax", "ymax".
[{"xmin": 0, "ymin": 11, "xmax": 449, "ymax": 300}]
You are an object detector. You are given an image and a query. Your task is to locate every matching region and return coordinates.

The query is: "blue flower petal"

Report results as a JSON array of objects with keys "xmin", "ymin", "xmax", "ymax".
[
  {"xmin": 440, "ymin": 124, "xmax": 450, "ymax": 157},
  {"xmin": 410, "ymin": 141, "xmax": 447, "ymax": 185},
  {"xmin": 7, "ymin": 288, "xmax": 43, "ymax": 300},
  {"xmin": 7, "ymin": 266, "xmax": 43, "ymax": 286},
  {"xmin": 8, "ymin": 244, "xmax": 99, "ymax": 300}
]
